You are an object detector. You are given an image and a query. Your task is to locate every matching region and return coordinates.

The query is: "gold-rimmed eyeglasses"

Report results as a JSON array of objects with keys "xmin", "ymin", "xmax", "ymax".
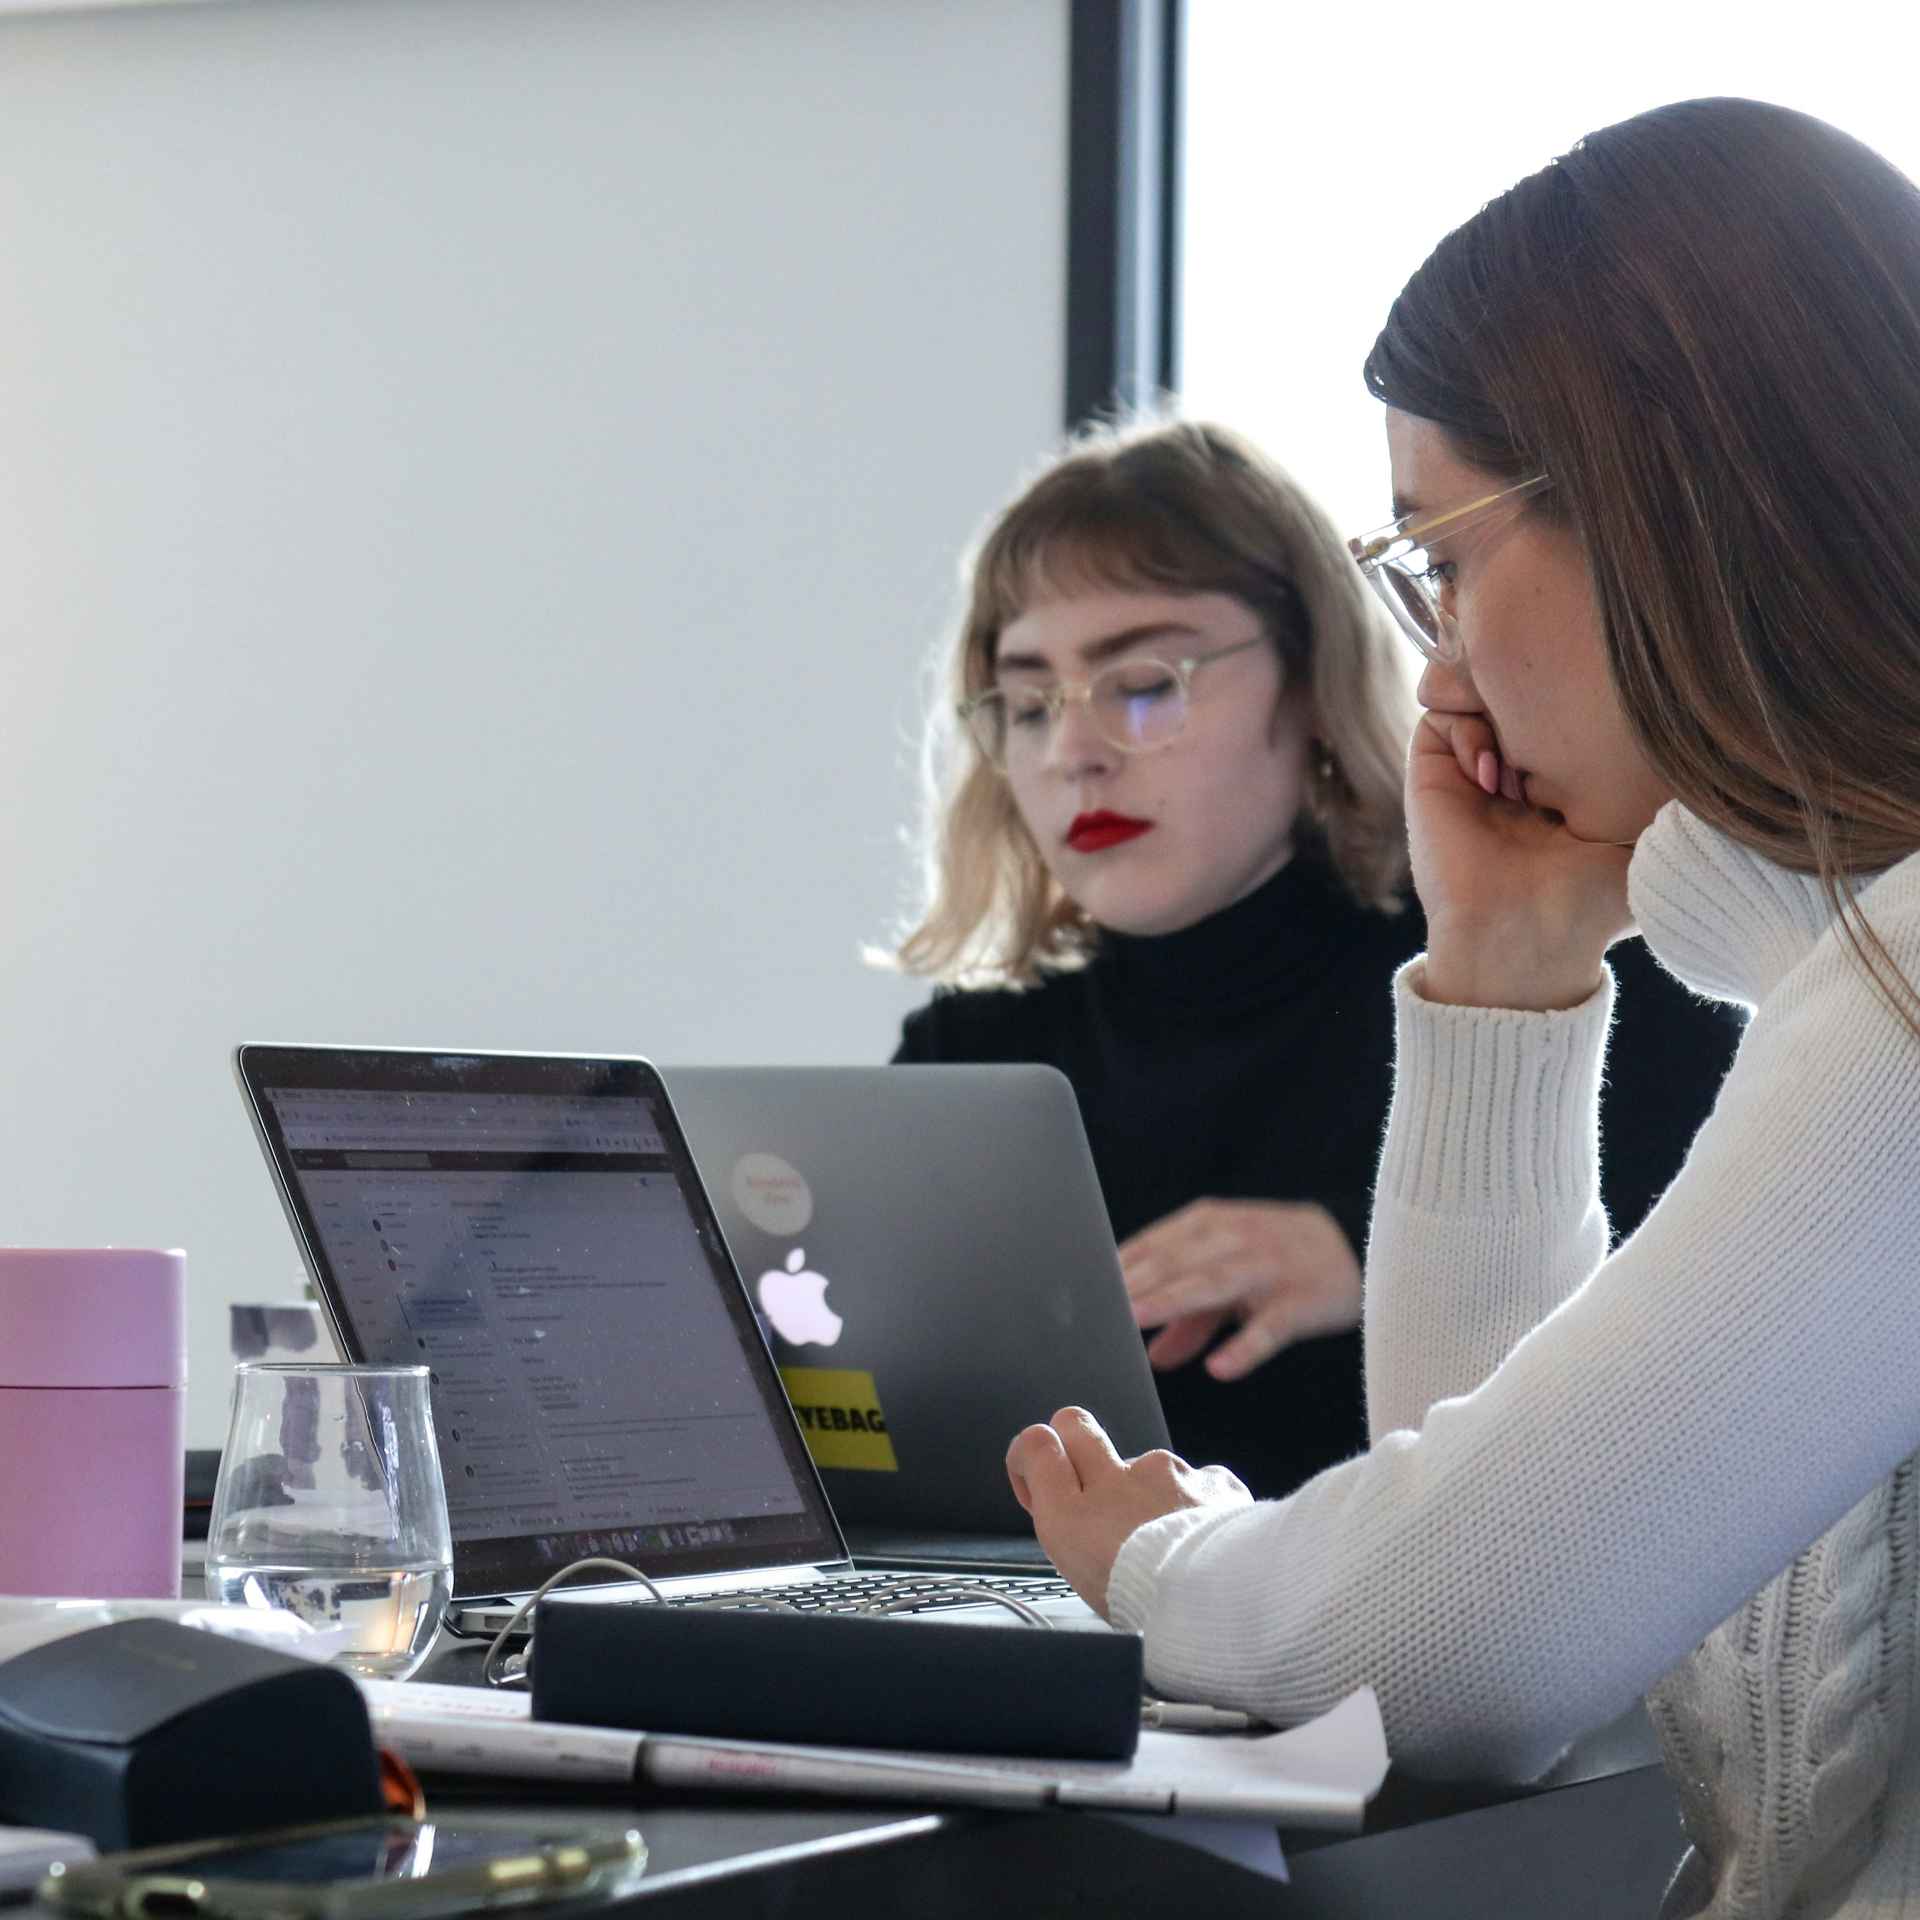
[
  {"xmin": 958, "ymin": 633, "xmax": 1268, "ymax": 772},
  {"xmin": 1349, "ymin": 473, "xmax": 1551, "ymax": 665}
]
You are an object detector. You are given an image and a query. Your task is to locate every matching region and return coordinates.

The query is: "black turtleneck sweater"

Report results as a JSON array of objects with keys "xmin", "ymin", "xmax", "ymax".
[{"xmin": 894, "ymin": 850, "xmax": 1743, "ymax": 1499}]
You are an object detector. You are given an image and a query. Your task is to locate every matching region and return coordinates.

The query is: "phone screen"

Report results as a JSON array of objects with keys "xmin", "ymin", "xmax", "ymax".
[
  {"xmin": 44, "ymin": 1817, "xmax": 648, "ymax": 1920},
  {"xmin": 138, "ymin": 1822, "xmax": 571, "ymax": 1886}
]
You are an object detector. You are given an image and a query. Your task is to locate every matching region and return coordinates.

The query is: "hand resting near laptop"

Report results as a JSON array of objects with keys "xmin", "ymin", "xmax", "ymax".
[{"xmin": 1006, "ymin": 1407, "xmax": 1246, "ymax": 1617}]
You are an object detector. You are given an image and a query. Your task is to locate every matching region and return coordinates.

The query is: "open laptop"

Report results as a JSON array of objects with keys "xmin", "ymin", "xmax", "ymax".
[
  {"xmin": 665, "ymin": 1066, "xmax": 1169, "ymax": 1567},
  {"xmin": 232, "ymin": 1044, "xmax": 1095, "ymax": 1632}
]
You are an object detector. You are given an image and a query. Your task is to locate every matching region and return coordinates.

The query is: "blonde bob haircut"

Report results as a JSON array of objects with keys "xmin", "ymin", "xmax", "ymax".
[{"xmin": 895, "ymin": 417, "xmax": 1416, "ymax": 987}]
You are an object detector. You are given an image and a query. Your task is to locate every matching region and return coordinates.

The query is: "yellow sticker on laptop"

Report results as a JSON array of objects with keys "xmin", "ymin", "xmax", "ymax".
[{"xmin": 778, "ymin": 1367, "xmax": 898, "ymax": 1472}]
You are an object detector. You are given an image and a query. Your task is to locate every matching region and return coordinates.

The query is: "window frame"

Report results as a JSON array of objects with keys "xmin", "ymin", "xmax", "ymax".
[{"xmin": 1065, "ymin": 0, "xmax": 1183, "ymax": 428}]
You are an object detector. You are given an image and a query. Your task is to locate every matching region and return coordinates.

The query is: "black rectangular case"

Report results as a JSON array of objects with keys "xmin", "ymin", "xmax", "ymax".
[
  {"xmin": 0, "ymin": 1618, "xmax": 384, "ymax": 1849},
  {"xmin": 531, "ymin": 1600, "xmax": 1143, "ymax": 1760}
]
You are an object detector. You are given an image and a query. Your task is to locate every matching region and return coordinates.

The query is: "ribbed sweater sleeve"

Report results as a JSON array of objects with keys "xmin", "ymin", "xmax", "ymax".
[
  {"xmin": 1364, "ymin": 959, "xmax": 1613, "ymax": 1438},
  {"xmin": 1105, "ymin": 860, "xmax": 1920, "ymax": 1782}
]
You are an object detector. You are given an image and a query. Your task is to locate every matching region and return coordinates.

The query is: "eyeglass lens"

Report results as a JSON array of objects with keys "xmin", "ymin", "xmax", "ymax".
[
  {"xmin": 969, "ymin": 658, "xmax": 1189, "ymax": 766},
  {"xmin": 1368, "ymin": 561, "xmax": 1457, "ymax": 663},
  {"xmin": 1379, "ymin": 568, "xmax": 1443, "ymax": 646}
]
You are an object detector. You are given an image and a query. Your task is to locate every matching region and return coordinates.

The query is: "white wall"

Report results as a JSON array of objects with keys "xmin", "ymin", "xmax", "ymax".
[{"xmin": 0, "ymin": 0, "xmax": 1068, "ymax": 1444}]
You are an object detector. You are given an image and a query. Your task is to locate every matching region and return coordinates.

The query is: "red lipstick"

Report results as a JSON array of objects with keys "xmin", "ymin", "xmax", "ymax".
[{"xmin": 1067, "ymin": 810, "xmax": 1153, "ymax": 853}]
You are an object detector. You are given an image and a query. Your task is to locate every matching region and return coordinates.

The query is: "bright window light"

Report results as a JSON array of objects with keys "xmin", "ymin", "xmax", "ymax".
[{"xmin": 1180, "ymin": 3, "xmax": 1920, "ymax": 537}]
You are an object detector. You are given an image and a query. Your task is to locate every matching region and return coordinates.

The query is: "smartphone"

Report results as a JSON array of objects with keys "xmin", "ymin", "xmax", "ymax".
[{"xmin": 38, "ymin": 1815, "xmax": 646, "ymax": 1920}]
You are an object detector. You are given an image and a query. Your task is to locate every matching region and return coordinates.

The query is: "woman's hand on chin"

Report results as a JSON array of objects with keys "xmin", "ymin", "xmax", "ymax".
[
  {"xmin": 1409, "ymin": 710, "xmax": 1634, "ymax": 1012},
  {"xmin": 1005, "ymin": 1407, "xmax": 1250, "ymax": 1617},
  {"xmin": 1120, "ymin": 1199, "xmax": 1361, "ymax": 1378}
]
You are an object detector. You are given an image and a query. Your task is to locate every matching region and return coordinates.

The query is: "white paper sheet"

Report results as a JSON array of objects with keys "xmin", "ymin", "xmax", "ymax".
[
  {"xmin": 1096, "ymin": 1812, "xmax": 1290, "ymax": 1884},
  {"xmin": 360, "ymin": 1678, "xmax": 1386, "ymax": 1827},
  {"xmin": 0, "ymin": 1596, "xmax": 346, "ymax": 1667}
]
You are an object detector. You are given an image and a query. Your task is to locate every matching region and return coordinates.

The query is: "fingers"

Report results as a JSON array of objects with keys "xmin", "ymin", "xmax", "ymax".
[
  {"xmin": 1005, "ymin": 1407, "xmax": 1125, "ymax": 1514},
  {"xmin": 1190, "ymin": 1461, "xmax": 1252, "ymax": 1504},
  {"xmin": 1126, "ymin": 1203, "xmax": 1362, "ymax": 1377},
  {"xmin": 1119, "ymin": 1200, "xmax": 1237, "ymax": 1296},
  {"xmin": 1144, "ymin": 1309, "xmax": 1228, "ymax": 1372},
  {"xmin": 1143, "ymin": 1214, "xmax": 1361, "ymax": 1377},
  {"xmin": 1133, "ymin": 1446, "xmax": 1204, "ymax": 1499},
  {"xmin": 1005, "ymin": 1420, "xmax": 1074, "ymax": 1514},
  {"xmin": 1050, "ymin": 1406, "xmax": 1126, "ymax": 1486},
  {"xmin": 1190, "ymin": 1267, "xmax": 1364, "ymax": 1377},
  {"xmin": 1130, "ymin": 1255, "xmax": 1280, "ymax": 1327},
  {"xmin": 1203, "ymin": 1310, "xmax": 1293, "ymax": 1382},
  {"xmin": 1125, "ymin": 1206, "xmax": 1279, "ymax": 1321},
  {"xmin": 1415, "ymin": 709, "xmax": 1502, "ymax": 797}
]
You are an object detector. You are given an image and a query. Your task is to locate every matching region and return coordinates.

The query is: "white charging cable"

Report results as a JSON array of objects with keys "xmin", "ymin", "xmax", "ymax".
[{"xmin": 482, "ymin": 1558, "xmax": 663, "ymax": 1688}]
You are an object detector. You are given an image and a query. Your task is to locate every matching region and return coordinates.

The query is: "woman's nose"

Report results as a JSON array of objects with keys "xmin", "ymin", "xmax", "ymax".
[
  {"xmin": 1416, "ymin": 651, "xmax": 1477, "ymax": 710},
  {"xmin": 1044, "ymin": 695, "xmax": 1117, "ymax": 777}
]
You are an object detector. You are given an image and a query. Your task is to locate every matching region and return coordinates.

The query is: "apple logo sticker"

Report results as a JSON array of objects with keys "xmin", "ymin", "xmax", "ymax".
[{"xmin": 758, "ymin": 1247, "xmax": 843, "ymax": 1347}]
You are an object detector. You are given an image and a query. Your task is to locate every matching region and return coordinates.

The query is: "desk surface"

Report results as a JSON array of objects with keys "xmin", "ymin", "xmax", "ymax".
[
  {"xmin": 16, "ymin": 1772, "xmax": 1685, "ymax": 1920},
  {"xmin": 411, "ymin": 1762, "xmax": 1686, "ymax": 1919},
  {"xmin": 133, "ymin": 1591, "xmax": 1682, "ymax": 1916},
  {"xmin": 396, "ymin": 1642, "xmax": 1684, "ymax": 1917}
]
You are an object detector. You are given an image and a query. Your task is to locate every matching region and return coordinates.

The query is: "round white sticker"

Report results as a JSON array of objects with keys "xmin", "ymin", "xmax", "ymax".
[{"xmin": 731, "ymin": 1152, "xmax": 814, "ymax": 1237}]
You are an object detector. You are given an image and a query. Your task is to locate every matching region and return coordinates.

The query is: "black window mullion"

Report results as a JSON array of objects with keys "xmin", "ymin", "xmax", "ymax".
[{"xmin": 1065, "ymin": 0, "xmax": 1182, "ymax": 430}]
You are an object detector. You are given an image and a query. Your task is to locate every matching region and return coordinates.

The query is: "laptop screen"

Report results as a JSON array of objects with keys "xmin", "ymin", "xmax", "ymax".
[{"xmin": 235, "ymin": 1046, "xmax": 845, "ymax": 1597}]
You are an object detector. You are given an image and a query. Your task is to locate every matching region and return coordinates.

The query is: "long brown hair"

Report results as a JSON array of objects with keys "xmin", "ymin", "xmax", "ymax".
[
  {"xmin": 1366, "ymin": 96, "xmax": 1920, "ymax": 1034},
  {"xmin": 893, "ymin": 416, "xmax": 1415, "ymax": 985}
]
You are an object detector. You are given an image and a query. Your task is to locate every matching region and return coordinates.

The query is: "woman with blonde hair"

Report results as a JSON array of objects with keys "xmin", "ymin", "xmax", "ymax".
[
  {"xmin": 896, "ymin": 417, "xmax": 1734, "ymax": 1497},
  {"xmin": 1010, "ymin": 99, "xmax": 1920, "ymax": 1917}
]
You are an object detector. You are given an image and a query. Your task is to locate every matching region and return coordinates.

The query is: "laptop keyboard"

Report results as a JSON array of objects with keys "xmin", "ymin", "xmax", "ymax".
[{"xmin": 694, "ymin": 1570, "xmax": 1077, "ymax": 1614}]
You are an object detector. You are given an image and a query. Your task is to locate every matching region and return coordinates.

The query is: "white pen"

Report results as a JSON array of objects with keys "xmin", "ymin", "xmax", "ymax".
[
  {"xmin": 639, "ymin": 1739, "xmax": 1062, "ymax": 1809},
  {"xmin": 1139, "ymin": 1702, "xmax": 1259, "ymax": 1732},
  {"xmin": 368, "ymin": 1691, "xmax": 1066, "ymax": 1807},
  {"xmin": 365, "ymin": 1700, "xmax": 643, "ymax": 1783}
]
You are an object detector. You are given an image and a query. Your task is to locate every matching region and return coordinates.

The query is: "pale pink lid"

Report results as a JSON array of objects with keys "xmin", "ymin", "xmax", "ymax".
[{"xmin": 0, "ymin": 1248, "xmax": 187, "ymax": 1389}]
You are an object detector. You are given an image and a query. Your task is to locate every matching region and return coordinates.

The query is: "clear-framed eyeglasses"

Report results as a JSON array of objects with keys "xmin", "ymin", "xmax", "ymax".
[
  {"xmin": 1348, "ymin": 473, "xmax": 1551, "ymax": 665},
  {"xmin": 957, "ymin": 633, "xmax": 1268, "ymax": 772}
]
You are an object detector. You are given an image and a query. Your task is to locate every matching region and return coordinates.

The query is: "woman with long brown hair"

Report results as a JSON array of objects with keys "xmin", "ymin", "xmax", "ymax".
[
  {"xmin": 1009, "ymin": 99, "xmax": 1920, "ymax": 1917},
  {"xmin": 896, "ymin": 417, "xmax": 1734, "ymax": 1497}
]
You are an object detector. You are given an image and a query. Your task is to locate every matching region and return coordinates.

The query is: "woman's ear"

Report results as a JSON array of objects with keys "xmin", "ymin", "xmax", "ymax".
[{"xmin": 1303, "ymin": 727, "xmax": 1345, "ymax": 818}]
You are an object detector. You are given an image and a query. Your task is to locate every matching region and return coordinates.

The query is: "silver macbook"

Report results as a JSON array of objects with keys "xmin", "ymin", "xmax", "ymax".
[
  {"xmin": 665, "ymin": 1066, "xmax": 1170, "ymax": 1565},
  {"xmin": 233, "ymin": 1045, "xmax": 1094, "ymax": 1629}
]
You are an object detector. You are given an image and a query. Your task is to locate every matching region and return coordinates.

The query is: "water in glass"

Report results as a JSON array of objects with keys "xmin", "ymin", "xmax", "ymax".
[{"xmin": 208, "ymin": 1362, "xmax": 453, "ymax": 1680}]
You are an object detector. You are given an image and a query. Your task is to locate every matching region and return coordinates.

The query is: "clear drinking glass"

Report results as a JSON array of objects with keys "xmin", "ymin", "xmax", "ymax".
[{"xmin": 206, "ymin": 1363, "xmax": 453, "ymax": 1679}]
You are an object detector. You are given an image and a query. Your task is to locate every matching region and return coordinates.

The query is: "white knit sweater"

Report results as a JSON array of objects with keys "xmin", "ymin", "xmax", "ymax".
[{"xmin": 1106, "ymin": 803, "xmax": 1920, "ymax": 1919}]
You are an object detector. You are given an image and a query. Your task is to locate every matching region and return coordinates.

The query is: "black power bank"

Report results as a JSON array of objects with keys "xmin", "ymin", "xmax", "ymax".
[
  {"xmin": 531, "ymin": 1601, "xmax": 1144, "ymax": 1760},
  {"xmin": 0, "ymin": 1619, "xmax": 384, "ymax": 1850}
]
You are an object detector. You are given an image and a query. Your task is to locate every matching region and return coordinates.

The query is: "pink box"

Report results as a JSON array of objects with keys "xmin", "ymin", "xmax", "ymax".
[{"xmin": 0, "ymin": 1249, "xmax": 186, "ymax": 1598}]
